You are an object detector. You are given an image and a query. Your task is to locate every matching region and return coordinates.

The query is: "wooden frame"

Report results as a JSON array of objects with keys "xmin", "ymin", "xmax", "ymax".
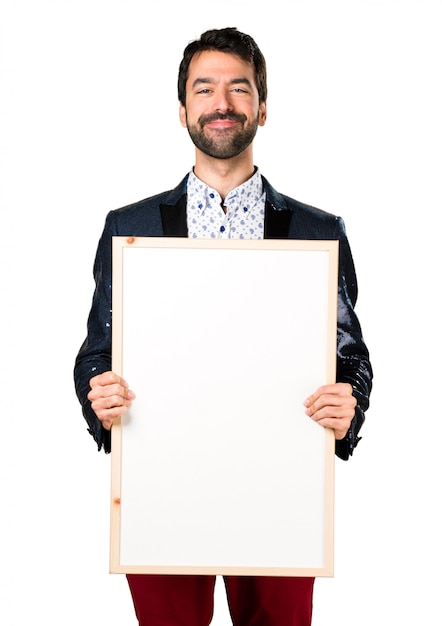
[{"xmin": 110, "ymin": 237, "xmax": 338, "ymax": 576}]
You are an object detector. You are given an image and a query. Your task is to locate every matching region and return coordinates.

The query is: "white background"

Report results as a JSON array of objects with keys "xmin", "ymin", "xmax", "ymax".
[{"xmin": 1, "ymin": 1, "xmax": 441, "ymax": 624}]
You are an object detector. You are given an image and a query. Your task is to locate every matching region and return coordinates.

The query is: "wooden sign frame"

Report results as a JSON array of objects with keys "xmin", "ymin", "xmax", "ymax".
[{"xmin": 110, "ymin": 237, "xmax": 338, "ymax": 577}]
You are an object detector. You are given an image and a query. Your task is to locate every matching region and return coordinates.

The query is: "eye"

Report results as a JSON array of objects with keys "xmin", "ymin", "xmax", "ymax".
[{"xmin": 231, "ymin": 86, "xmax": 249, "ymax": 95}]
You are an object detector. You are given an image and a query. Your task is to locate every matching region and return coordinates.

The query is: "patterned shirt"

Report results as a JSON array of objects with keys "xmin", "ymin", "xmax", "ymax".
[{"xmin": 186, "ymin": 169, "xmax": 266, "ymax": 239}]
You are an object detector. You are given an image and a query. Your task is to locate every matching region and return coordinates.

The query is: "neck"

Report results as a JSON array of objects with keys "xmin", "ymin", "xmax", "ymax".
[{"xmin": 193, "ymin": 149, "xmax": 256, "ymax": 201}]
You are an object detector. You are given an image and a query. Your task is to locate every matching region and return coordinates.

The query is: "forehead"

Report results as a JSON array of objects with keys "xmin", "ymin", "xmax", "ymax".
[{"xmin": 187, "ymin": 50, "xmax": 256, "ymax": 86}]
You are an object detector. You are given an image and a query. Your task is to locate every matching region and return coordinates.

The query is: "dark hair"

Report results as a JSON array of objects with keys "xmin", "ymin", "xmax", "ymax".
[{"xmin": 177, "ymin": 27, "xmax": 267, "ymax": 106}]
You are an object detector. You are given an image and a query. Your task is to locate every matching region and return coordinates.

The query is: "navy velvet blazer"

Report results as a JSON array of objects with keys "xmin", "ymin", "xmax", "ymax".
[{"xmin": 74, "ymin": 174, "xmax": 373, "ymax": 460}]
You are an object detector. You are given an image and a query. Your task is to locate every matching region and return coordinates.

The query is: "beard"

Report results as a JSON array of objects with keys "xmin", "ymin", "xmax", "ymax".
[{"xmin": 185, "ymin": 111, "xmax": 260, "ymax": 159}]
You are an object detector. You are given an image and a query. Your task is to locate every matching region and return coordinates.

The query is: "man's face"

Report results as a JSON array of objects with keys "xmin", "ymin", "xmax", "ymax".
[{"xmin": 179, "ymin": 50, "xmax": 267, "ymax": 160}]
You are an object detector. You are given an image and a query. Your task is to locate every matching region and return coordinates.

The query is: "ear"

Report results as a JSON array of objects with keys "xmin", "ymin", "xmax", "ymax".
[
  {"xmin": 258, "ymin": 102, "xmax": 267, "ymax": 126},
  {"xmin": 179, "ymin": 104, "xmax": 187, "ymax": 128}
]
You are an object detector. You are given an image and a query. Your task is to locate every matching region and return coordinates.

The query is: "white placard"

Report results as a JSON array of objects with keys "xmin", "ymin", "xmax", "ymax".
[{"xmin": 111, "ymin": 237, "xmax": 337, "ymax": 576}]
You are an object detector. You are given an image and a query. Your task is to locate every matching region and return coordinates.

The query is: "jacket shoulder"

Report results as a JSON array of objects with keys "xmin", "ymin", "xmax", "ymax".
[
  {"xmin": 262, "ymin": 177, "xmax": 343, "ymax": 238},
  {"xmin": 104, "ymin": 176, "xmax": 188, "ymax": 236}
]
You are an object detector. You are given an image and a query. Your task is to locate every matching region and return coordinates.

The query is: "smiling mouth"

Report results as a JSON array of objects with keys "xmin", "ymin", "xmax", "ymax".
[
  {"xmin": 206, "ymin": 119, "xmax": 238, "ymax": 129},
  {"xmin": 200, "ymin": 112, "xmax": 247, "ymax": 128}
]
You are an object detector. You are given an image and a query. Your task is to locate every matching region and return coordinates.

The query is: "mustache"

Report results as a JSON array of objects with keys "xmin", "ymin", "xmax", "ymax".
[{"xmin": 199, "ymin": 112, "xmax": 247, "ymax": 126}]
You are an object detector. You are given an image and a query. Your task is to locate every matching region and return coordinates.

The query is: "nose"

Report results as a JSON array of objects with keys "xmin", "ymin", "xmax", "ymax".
[{"xmin": 213, "ymin": 88, "xmax": 233, "ymax": 113}]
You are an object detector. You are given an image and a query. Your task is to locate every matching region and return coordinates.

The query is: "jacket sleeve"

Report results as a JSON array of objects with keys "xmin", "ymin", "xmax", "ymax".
[
  {"xmin": 334, "ymin": 217, "xmax": 373, "ymax": 460},
  {"xmin": 73, "ymin": 212, "xmax": 116, "ymax": 453}
]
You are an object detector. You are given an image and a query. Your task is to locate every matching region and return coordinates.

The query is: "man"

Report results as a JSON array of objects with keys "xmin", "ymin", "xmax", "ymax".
[{"xmin": 74, "ymin": 27, "xmax": 372, "ymax": 626}]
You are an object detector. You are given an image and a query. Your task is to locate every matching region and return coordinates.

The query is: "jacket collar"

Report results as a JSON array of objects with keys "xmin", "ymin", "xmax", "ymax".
[{"xmin": 160, "ymin": 174, "xmax": 293, "ymax": 239}]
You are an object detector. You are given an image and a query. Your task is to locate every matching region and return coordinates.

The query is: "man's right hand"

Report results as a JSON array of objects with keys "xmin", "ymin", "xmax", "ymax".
[{"xmin": 87, "ymin": 371, "xmax": 135, "ymax": 431}]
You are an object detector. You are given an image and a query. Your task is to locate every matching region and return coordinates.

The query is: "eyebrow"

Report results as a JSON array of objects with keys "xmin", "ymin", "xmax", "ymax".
[{"xmin": 191, "ymin": 77, "xmax": 254, "ymax": 90}]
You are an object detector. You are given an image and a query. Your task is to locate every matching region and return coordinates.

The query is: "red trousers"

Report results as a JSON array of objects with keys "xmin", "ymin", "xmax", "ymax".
[{"xmin": 126, "ymin": 574, "xmax": 314, "ymax": 626}]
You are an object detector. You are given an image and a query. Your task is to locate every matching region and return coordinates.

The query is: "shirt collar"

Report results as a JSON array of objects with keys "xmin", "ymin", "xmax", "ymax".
[{"xmin": 187, "ymin": 168, "xmax": 263, "ymax": 215}]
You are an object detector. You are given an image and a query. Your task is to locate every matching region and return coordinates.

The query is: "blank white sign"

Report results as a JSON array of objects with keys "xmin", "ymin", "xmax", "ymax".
[{"xmin": 110, "ymin": 237, "xmax": 337, "ymax": 576}]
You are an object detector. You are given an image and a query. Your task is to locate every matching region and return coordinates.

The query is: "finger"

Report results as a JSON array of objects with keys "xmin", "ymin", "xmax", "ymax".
[
  {"xmin": 92, "ymin": 401, "xmax": 131, "ymax": 430},
  {"xmin": 90, "ymin": 392, "xmax": 133, "ymax": 413},
  {"xmin": 304, "ymin": 383, "xmax": 355, "ymax": 414},
  {"xmin": 88, "ymin": 382, "xmax": 134, "ymax": 404},
  {"xmin": 101, "ymin": 417, "xmax": 114, "ymax": 431},
  {"xmin": 90, "ymin": 371, "xmax": 123, "ymax": 387},
  {"xmin": 314, "ymin": 416, "xmax": 351, "ymax": 440},
  {"xmin": 93, "ymin": 402, "xmax": 130, "ymax": 419},
  {"xmin": 309, "ymin": 394, "xmax": 356, "ymax": 416},
  {"xmin": 307, "ymin": 403, "xmax": 355, "ymax": 423},
  {"xmin": 303, "ymin": 385, "xmax": 330, "ymax": 409}
]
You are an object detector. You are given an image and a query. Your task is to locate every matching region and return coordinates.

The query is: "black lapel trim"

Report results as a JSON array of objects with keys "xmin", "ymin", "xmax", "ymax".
[
  {"xmin": 264, "ymin": 202, "xmax": 293, "ymax": 239},
  {"xmin": 160, "ymin": 195, "xmax": 188, "ymax": 237}
]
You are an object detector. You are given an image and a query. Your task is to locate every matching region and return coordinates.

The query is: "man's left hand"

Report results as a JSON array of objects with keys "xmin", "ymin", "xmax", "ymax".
[{"xmin": 304, "ymin": 382, "xmax": 356, "ymax": 440}]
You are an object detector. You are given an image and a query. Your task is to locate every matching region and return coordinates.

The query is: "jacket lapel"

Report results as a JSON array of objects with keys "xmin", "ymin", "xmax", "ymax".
[
  {"xmin": 264, "ymin": 202, "xmax": 293, "ymax": 239},
  {"xmin": 160, "ymin": 196, "xmax": 188, "ymax": 237}
]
